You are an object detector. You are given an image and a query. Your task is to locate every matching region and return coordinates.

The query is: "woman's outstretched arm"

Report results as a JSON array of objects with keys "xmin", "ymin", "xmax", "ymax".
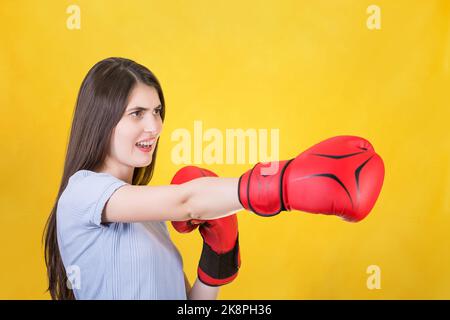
[{"xmin": 103, "ymin": 177, "xmax": 242, "ymax": 223}]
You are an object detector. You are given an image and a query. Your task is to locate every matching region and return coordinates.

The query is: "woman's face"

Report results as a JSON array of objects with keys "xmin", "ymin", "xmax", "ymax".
[{"xmin": 108, "ymin": 82, "xmax": 163, "ymax": 171}]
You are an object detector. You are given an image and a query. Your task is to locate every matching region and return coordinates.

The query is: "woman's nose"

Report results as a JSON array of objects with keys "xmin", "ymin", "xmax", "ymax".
[{"xmin": 143, "ymin": 115, "xmax": 162, "ymax": 135}]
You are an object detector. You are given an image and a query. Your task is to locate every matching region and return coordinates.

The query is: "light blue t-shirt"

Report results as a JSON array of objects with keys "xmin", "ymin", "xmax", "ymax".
[{"xmin": 56, "ymin": 170, "xmax": 187, "ymax": 300}]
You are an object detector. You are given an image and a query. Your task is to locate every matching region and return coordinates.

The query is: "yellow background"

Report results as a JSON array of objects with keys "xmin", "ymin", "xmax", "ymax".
[{"xmin": 0, "ymin": 0, "xmax": 449, "ymax": 299}]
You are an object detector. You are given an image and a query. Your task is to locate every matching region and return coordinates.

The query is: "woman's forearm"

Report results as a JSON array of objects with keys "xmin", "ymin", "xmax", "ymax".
[
  {"xmin": 187, "ymin": 277, "xmax": 220, "ymax": 300},
  {"xmin": 184, "ymin": 177, "xmax": 243, "ymax": 220}
]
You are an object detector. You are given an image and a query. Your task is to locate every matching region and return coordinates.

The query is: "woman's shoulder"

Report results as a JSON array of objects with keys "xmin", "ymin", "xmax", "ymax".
[
  {"xmin": 68, "ymin": 169, "xmax": 125, "ymax": 186},
  {"xmin": 68, "ymin": 169, "xmax": 114, "ymax": 182},
  {"xmin": 59, "ymin": 170, "xmax": 126, "ymax": 209},
  {"xmin": 57, "ymin": 170, "xmax": 128, "ymax": 228}
]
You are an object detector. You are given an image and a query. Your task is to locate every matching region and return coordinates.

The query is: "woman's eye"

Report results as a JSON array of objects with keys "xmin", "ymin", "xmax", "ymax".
[
  {"xmin": 153, "ymin": 107, "xmax": 162, "ymax": 115},
  {"xmin": 130, "ymin": 108, "xmax": 161, "ymax": 118},
  {"xmin": 131, "ymin": 110, "xmax": 143, "ymax": 118}
]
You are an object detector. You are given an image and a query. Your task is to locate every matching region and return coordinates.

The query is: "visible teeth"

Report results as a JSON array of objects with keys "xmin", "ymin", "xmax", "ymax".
[
  {"xmin": 136, "ymin": 139, "xmax": 155, "ymax": 148},
  {"xmin": 137, "ymin": 143, "xmax": 151, "ymax": 148}
]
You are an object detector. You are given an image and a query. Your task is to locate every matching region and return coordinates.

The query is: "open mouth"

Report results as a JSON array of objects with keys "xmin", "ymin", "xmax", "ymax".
[{"xmin": 135, "ymin": 139, "xmax": 156, "ymax": 152}]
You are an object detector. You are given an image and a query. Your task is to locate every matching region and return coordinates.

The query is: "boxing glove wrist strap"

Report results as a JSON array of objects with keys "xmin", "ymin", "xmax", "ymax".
[
  {"xmin": 238, "ymin": 159, "xmax": 294, "ymax": 216},
  {"xmin": 198, "ymin": 235, "xmax": 240, "ymax": 283}
]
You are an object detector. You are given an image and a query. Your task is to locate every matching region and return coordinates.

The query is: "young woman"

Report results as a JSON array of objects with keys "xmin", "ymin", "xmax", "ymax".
[
  {"xmin": 43, "ymin": 57, "xmax": 242, "ymax": 300},
  {"xmin": 43, "ymin": 57, "xmax": 384, "ymax": 300}
]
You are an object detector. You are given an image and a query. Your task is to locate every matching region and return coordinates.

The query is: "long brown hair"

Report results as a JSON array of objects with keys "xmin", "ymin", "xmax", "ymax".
[{"xmin": 43, "ymin": 57, "xmax": 166, "ymax": 299}]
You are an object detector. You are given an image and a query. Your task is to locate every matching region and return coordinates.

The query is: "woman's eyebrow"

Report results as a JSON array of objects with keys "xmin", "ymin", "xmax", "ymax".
[{"xmin": 127, "ymin": 104, "xmax": 162, "ymax": 112}]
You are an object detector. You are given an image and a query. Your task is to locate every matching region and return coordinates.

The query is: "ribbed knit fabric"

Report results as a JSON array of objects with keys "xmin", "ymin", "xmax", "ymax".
[{"xmin": 56, "ymin": 170, "xmax": 186, "ymax": 300}]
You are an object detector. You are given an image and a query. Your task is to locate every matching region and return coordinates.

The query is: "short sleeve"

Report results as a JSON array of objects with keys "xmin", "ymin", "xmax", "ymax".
[{"xmin": 61, "ymin": 171, "xmax": 127, "ymax": 227}]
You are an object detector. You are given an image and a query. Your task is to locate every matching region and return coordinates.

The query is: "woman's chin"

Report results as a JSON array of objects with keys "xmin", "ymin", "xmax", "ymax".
[{"xmin": 136, "ymin": 159, "xmax": 153, "ymax": 168}]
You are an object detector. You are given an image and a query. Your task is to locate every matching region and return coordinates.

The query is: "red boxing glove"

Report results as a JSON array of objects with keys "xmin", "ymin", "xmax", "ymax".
[
  {"xmin": 238, "ymin": 136, "xmax": 385, "ymax": 222},
  {"xmin": 171, "ymin": 166, "xmax": 241, "ymax": 286}
]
